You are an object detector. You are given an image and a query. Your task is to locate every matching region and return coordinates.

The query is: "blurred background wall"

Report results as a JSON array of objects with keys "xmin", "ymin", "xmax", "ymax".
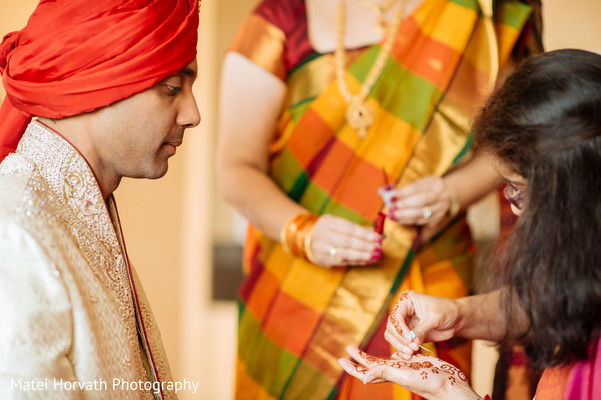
[{"xmin": 1, "ymin": 1, "xmax": 600, "ymax": 399}]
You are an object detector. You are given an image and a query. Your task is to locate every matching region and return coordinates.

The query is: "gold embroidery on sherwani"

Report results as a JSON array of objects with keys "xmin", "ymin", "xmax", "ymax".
[{"xmin": 1, "ymin": 122, "xmax": 175, "ymax": 399}]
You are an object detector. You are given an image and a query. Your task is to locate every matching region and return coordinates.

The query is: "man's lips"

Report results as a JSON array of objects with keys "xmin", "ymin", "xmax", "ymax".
[{"xmin": 163, "ymin": 139, "xmax": 182, "ymax": 155}]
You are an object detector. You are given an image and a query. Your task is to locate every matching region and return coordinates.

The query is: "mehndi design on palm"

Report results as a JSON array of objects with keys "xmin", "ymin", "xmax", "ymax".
[{"xmin": 339, "ymin": 346, "xmax": 468, "ymax": 391}]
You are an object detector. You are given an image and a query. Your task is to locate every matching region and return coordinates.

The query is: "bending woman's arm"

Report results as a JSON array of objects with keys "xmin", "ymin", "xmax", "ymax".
[
  {"xmin": 385, "ymin": 290, "xmax": 509, "ymax": 359},
  {"xmin": 338, "ymin": 289, "xmax": 512, "ymax": 400}
]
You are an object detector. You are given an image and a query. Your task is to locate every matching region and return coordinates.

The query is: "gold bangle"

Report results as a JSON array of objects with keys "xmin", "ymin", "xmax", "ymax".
[
  {"xmin": 295, "ymin": 215, "xmax": 317, "ymax": 261},
  {"xmin": 280, "ymin": 214, "xmax": 298, "ymax": 253},
  {"xmin": 291, "ymin": 215, "xmax": 311, "ymax": 256},
  {"xmin": 280, "ymin": 212, "xmax": 318, "ymax": 261},
  {"xmin": 304, "ymin": 220, "xmax": 317, "ymax": 264}
]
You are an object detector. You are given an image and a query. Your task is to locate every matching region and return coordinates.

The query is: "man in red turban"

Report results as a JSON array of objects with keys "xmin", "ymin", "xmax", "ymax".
[{"xmin": 0, "ymin": 1, "xmax": 200, "ymax": 398}]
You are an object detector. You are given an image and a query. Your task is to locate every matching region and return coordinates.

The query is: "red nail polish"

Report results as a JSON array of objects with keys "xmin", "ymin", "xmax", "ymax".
[
  {"xmin": 390, "ymin": 196, "xmax": 398, "ymax": 202},
  {"xmin": 370, "ymin": 254, "xmax": 382, "ymax": 261},
  {"xmin": 373, "ymin": 248, "xmax": 383, "ymax": 254}
]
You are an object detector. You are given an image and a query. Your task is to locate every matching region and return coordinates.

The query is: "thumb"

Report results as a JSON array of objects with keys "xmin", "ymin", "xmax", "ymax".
[
  {"xmin": 364, "ymin": 364, "xmax": 392, "ymax": 385},
  {"xmin": 409, "ymin": 315, "xmax": 439, "ymax": 344}
]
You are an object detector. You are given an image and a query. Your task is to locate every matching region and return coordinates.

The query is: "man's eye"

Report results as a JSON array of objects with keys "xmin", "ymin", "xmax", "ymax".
[{"xmin": 166, "ymin": 85, "xmax": 183, "ymax": 95}]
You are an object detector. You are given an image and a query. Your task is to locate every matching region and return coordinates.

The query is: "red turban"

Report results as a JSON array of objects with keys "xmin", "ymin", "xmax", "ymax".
[{"xmin": 0, "ymin": 0, "xmax": 199, "ymax": 161}]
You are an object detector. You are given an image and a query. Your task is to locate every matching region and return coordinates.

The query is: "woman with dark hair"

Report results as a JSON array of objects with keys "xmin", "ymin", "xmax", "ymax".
[{"xmin": 338, "ymin": 48, "xmax": 601, "ymax": 399}]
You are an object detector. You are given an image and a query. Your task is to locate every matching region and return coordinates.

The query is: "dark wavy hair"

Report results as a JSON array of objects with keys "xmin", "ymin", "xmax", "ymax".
[{"xmin": 473, "ymin": 49, "xmax": 601, "ymax": 368}]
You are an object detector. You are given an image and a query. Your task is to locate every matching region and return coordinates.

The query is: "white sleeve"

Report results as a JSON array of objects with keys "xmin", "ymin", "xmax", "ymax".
[{"xmin": 0, "ymin": 220, "xmax": 80, "ymax": 400}]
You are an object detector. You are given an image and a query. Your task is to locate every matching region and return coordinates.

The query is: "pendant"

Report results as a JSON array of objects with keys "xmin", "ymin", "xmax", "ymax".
[{"xmin": 346, "ymin": 98, "xmax": 374, "ymax": 138}]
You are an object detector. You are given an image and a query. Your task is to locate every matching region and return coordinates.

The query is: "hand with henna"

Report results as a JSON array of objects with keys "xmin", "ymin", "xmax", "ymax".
[
  {"xmin": 339, "ymin": 346, "xmax": 481, "ymax": 400},
  {"xmin": 385, "ymin": 290, "xmax": 462, "ymax": 360}
]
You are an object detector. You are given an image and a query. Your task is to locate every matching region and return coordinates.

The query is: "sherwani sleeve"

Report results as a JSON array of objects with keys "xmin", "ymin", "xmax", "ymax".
[{"xmin": 0, "ymin": 220, "xmax": 80, "ymax": 399}]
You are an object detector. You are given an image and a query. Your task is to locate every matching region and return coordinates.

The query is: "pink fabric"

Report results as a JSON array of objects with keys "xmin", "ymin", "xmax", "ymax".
[
  {"xmin": 536, "ymin": 336, "xmax": 601, "ymax": 399},
  {"xmin": 564, "ymin": 337, "xmax": 601, "ymax": 399}
]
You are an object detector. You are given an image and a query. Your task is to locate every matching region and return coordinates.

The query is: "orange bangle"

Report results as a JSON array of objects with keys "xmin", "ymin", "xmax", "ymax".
[
  {"xmin": 280, "ymin": 212, "xmax": 318, "ymax": 262},
  {"xmin": 280, "ymin": 213, "xmax": 310, "ymax": 253},
  {"xmin": 296, "ymin": 217, "xmax": 317, "ymax": 262},
  {"xmin": 304, "ymin": 221, "xmax": 317, "ymax": 263}
]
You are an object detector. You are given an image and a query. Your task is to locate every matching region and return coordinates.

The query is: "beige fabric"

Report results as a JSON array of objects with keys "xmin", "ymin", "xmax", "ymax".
[{"xmin": 0, "ymin": 122, "xmax": 175, "ymax": 399}]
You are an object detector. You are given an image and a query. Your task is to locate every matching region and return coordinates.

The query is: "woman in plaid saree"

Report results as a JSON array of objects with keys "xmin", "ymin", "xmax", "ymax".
[{"xmin": 217, "ymin": 0, "xmax": 540, "ymax": 398}]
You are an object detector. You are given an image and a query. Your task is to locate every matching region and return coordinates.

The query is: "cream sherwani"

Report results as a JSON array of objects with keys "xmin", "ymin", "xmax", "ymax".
[{"xmin": 0, "ymin": 122, "xmax": 175, "ymax": 399}]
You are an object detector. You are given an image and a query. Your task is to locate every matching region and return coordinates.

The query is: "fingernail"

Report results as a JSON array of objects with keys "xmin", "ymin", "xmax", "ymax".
[
  {"xmin": 373, "ymin": 237, "xmax": 383, "ymax": 244},
  {"xmin": 390, "ymin": 196, "xmax": 398, "ymax": 202},
  {"xmin": 389, "ymin": 206, "xmax": 397, "ymax": 212},
  {"xmin": 387, "ymin": 213, "xmax": 398, "ymax": 222},
  {"xmin": 373, "ymin": 248, "xmax": 383, "ymax": 254},
  {"xmin": 370, "ymin": 254, "xmax": 381, "ymax": 261}
]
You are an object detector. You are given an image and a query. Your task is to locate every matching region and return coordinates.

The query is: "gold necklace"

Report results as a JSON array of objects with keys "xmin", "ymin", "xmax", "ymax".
[
  {"xmin": 357, "ymin": 0, "xmax": 399, "ymax": 32},
  {"xmin": 335, "ymin": 0, "xmax": 405, "ymax": 138}
]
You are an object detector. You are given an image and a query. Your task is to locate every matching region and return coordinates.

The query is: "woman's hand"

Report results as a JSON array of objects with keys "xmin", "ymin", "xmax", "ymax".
[
  {"xmin": 339, "ymin": 346, "xmax": 481, "ymax": 400},
  {"xmin": 385, "ymin": 176, "xmax": 458, "ymax": 239},
  {"xmin": 385, "ymin": 290, "xmax": 461, "ymax": 359},
  {"xmin": 309, "ymin": 214, "xmax": 383, "ymax": 268},
  {"xmin": 384, "ymin": 154, "xmax": 503, "ymax": 240}
]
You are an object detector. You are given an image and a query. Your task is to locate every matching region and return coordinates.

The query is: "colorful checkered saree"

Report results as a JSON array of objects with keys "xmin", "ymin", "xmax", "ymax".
[{"xmin": 231, "ymin": 0, "xmax": 534, "ymax": 398}]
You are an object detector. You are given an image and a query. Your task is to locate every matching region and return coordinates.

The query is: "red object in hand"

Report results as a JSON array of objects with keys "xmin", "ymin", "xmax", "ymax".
[{"xmin": 374, "ymin": 212, "xmax": 386, "ymax": 235}]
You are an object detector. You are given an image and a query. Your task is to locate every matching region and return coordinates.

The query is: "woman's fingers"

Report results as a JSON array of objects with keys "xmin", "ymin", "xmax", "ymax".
[
  {"xmin": 310, "ymin": 214, "xmax": 383, "ymax": 267},
  {"xmin": 386, "ymin": 291, "xmax": 420, "ymax": 352},
  {"xmin": 385, "ymin": 322, "xmax": 417, "ymax": 359},
  {"xmin": 338, "ymin": 357, "xmax": 368, "ymax": 382},
  {"xmin": 386, "ymin": 290, "xmax": 461, "ymax": 359},
  {"xmin": 387, "ymin": 176, "xmax": 452, "ymax": 226},
  {"xmin": 342, "ymin": 347, "xmax": 425, "ymax": 387},
  {"xmin": 390, "ymin": 201, "xmax": 447, "ymax": 225},
  {"xmin": 395, "ymin": 176, "xmax": 445, "ymax": 199}
]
